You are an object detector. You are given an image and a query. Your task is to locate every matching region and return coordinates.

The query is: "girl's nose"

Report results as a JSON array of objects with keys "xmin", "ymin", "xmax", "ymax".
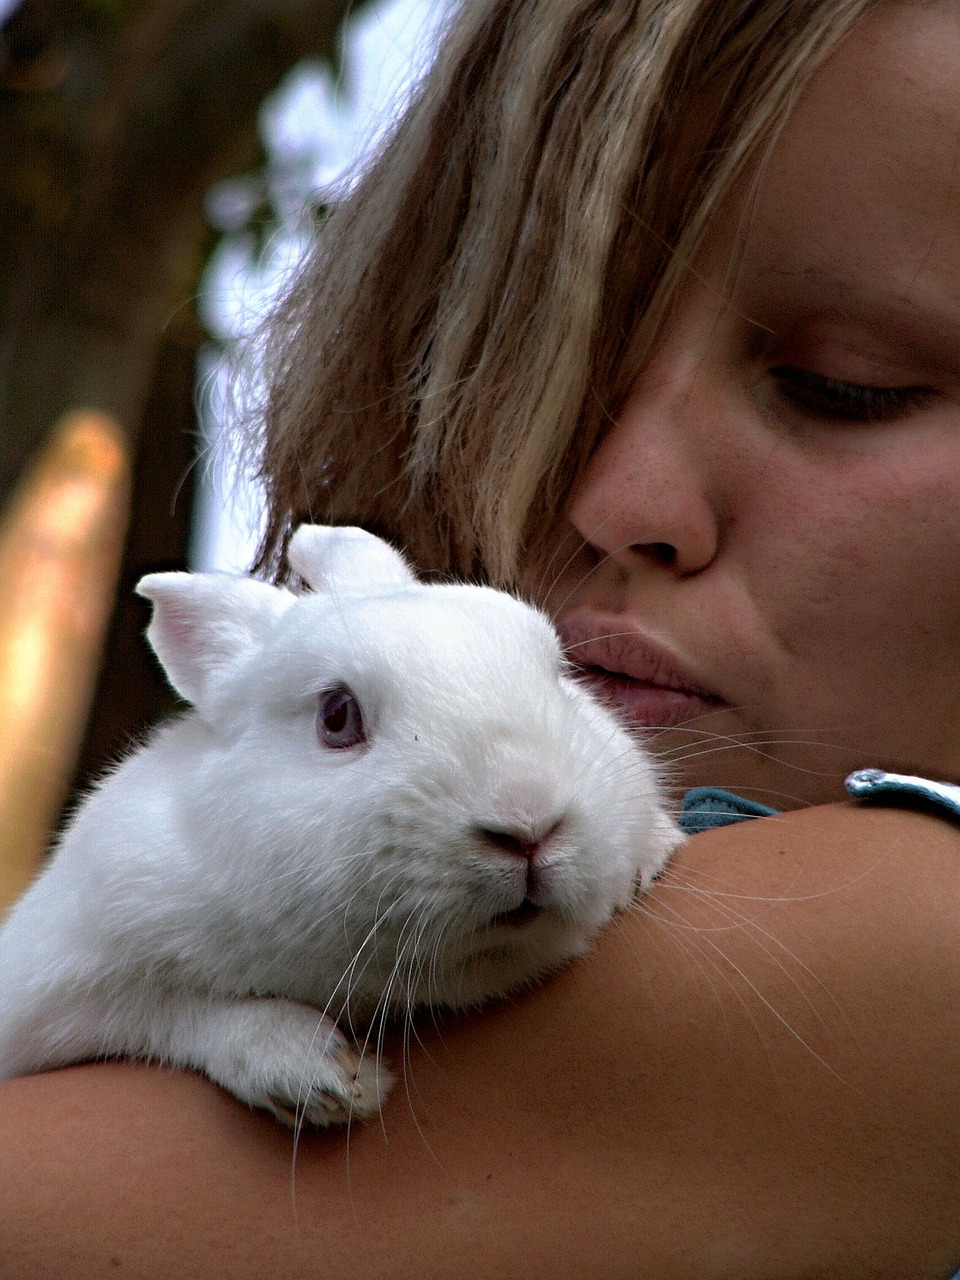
[{"xmin": 569, "ymin": 336, "xmax": 727, "ymax": 579}]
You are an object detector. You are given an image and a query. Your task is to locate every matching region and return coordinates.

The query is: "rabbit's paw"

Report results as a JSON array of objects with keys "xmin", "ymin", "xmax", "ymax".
[
  {"xmin": 266, "ymin": 1024, "xmax": 391, "ymax": 1128},
  {"xmin": 198, "ymin": 997, "xmax": 392, "ymax": 1127}
]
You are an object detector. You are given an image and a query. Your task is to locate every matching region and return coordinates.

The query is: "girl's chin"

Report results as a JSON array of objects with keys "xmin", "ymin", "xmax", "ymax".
[{"xmin": 581, "ymin": 673, "xmax": 851, "ymax": 805}]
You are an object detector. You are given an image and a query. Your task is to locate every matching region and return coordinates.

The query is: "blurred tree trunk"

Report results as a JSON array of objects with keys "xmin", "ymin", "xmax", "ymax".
[
  {"xmin": 0, "ymin": 0, "xmax": 363, "ymax": 822},
  {"xmin": 1, "ymin": 0, "xmax": 359, "ymax": 496}
]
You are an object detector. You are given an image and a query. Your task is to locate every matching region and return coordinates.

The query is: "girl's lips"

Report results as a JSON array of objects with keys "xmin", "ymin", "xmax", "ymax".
[
  {"xmin": 557, "ymin": 612, "xmax": 727, "ymax": 730},
  {"xmin": 574, "ymin": 671, "xmax": 723, "ymax": 729}
]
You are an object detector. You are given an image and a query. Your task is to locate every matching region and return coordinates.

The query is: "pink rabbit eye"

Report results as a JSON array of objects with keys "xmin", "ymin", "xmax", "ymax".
[{"xmin": 316, "ymin": 687, "xmax": 366, "ymax": 749}]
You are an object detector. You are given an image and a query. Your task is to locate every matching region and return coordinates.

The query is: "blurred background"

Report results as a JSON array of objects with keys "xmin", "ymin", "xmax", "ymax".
[{"xmin": 0, "ymin": 0, "xmax": 454, "ymax": 909}]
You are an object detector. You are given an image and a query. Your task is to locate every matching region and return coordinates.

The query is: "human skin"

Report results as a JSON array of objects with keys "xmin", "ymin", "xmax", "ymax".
[{"xmin": 4, "ymin": 3, "xmax": 960, "ymax": 1278}]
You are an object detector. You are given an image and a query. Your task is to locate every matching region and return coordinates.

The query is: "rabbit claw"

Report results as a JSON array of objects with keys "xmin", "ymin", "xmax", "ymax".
[
  {"xmin": 183, "ymin": 997, "xmax": 392, "ymax": 1127},
  {"xmin": 253, "ymin": 1009, "xmax": 391, "ymax": 1127}
]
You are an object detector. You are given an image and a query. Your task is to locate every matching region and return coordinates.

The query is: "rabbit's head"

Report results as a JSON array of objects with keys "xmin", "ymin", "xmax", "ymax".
[{"xmin": 136, "ymin": 526, "xmax": 681, "ymax": 1017}]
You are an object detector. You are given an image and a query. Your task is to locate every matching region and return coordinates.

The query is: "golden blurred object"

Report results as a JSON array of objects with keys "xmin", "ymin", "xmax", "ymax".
[{"xmin": 0, "ymin": 413, "xmax": 130, "ymax": 916}]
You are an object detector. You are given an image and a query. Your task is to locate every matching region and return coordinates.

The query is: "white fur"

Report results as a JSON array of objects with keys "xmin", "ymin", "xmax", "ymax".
[{"xmin": 0, "ymin": 525, "xmax": 682, "ymax": 1125}]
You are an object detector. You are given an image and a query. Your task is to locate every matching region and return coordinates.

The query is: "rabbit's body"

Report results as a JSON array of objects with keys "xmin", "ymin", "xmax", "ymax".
[{"xmin": 0, "ymin": 525, "xmax": 682, "ymax": 1125}]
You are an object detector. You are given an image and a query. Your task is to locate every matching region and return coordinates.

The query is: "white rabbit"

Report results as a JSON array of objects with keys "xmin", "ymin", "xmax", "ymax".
[{"xmin": 0, "ymin": 524, "xmax": 682, "ymax": 1126}]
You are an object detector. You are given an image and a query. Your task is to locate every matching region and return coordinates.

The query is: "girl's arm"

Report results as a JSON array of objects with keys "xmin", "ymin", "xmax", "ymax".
[{"xmin": 2, "ymin": 802, "xmax": 960, "ymax": 1280}]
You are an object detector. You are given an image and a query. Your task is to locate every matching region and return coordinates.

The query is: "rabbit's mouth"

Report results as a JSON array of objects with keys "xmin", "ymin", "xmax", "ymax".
[{"xmin": 488, "ymin": 899, "xmax": 543, "ymax": 929}]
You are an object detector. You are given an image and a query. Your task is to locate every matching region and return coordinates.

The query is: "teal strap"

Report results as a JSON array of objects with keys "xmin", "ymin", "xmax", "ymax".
[
  {"xmin": 681, "ymin": 771, "xmax": 960, "ymax": 838},
  {"xmin": 845, "ymin": 768, "xmax": 960, "ymax": 820},
  {"xmin": 678, "ymin": 787, "xmax": 778, "ymax": 835}
]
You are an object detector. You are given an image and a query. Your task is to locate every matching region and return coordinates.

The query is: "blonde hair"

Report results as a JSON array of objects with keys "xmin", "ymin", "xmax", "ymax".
[{"xmin": 251, "ymin": 0, "xmax": 874, "ymax": 586}]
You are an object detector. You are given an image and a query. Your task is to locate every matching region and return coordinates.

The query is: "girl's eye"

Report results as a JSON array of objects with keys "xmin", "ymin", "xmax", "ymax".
[
  {"xmin": 316, "ymin": 686, "xmax": 366, "ymax": 749},
  {"xmin": 772, "ymin": 365, "xmax": 932, "ymax": 423}
]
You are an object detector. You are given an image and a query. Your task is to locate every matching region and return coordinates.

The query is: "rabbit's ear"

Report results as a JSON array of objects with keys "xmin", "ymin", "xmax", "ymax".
[
  {"xmin": 287, "ymin": 524, "xmax": 416, "ymax": 593},
  {"xmin": 136, "ymin": 573, "xmax": 292, "ymax": 707}
]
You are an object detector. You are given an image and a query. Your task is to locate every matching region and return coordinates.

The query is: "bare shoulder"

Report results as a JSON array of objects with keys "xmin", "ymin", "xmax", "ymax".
[
  {"xmin": 665, "ymin": 798, "xmax": 960, "ymax": 1031},
  {"xmin": 658, "ymin": 797, "xmax": 960, "ymax": 968},
  {"xmin": 1, "ymin": 802, "xmax": 960, "ymax": 1280},
  {"xmin": 639, "ymin": 801, "xmax": 960, "ymax": 1126}
]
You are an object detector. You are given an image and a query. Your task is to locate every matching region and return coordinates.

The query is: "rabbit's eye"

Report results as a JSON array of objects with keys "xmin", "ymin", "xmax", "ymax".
[{"xmin": 316, "ymin": 686, "xmax": 366, "ymax": 749}]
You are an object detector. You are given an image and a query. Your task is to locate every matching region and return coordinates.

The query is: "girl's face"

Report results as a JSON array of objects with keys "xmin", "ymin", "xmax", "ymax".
[{"xmin": 551, "ymin": 1, "xmax": 960, "ymax": 807}]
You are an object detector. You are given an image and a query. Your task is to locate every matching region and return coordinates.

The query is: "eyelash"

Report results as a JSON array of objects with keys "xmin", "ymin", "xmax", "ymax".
[{"xmin": 771, "ymin": 365, "xmax": 932, "ymax": 423}]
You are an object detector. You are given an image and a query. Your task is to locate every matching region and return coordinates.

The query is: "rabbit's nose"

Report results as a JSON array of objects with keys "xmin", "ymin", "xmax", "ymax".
[{"xmin": 473, "ymin": 817, "xmax": 563, "ymax": 862}]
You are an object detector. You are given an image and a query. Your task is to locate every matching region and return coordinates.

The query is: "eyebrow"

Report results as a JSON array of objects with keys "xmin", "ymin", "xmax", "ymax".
[{"xmin": 760, "ymin": 261, "xmax": 960, "ymax": 367}]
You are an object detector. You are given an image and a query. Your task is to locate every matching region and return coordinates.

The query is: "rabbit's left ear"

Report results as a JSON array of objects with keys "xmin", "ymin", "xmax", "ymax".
[
  {"xmin": 137, "ymin": 573, "xmax": 292, "ymax": 709},
  {"xmin": 287, "ymin": 524, "xmax": 416, "ymax": 592}
]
